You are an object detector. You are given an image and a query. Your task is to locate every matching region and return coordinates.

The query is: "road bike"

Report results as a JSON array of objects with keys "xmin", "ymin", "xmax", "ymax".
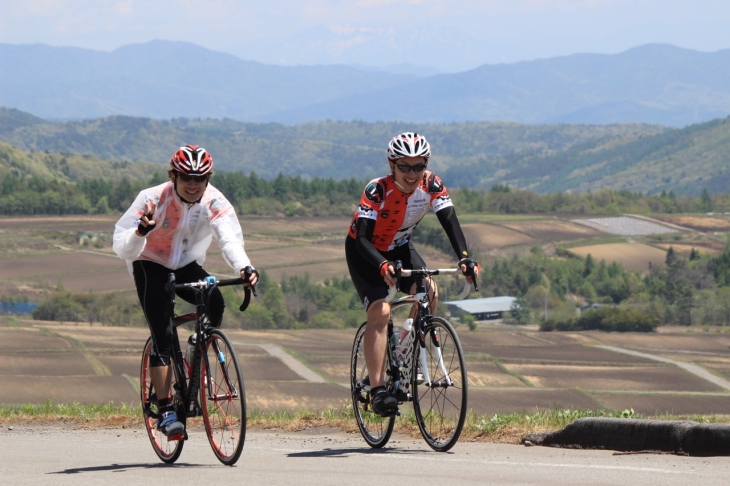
[
  {"xmin": 140, "ymin": 273, "xmax": 254, "ymax": 465},
  {"xmin": 350, "ymin": 261, "xmax": 477, "ymax": 452}
]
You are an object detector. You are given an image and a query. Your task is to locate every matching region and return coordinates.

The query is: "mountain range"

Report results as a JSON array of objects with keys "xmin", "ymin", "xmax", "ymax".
[
  {"xmin": 1, "ymin": 41, "xmax": 730, "ymax": 127},
  {"xmin": 3, "ymin": 106, "xmax": 730, "ymax": 196}
]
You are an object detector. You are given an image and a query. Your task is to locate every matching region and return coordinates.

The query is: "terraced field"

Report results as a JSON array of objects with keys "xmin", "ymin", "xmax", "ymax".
[
  {"xmin": 3, "ymin": 317, "xmax": 729, "ymax": 417},
  {"xmin": 3, "ymin": 212, "xmax": 730, "ymax": 417}
]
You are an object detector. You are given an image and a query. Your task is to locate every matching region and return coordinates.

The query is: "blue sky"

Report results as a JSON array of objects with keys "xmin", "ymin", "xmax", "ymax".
[{"xmin": 1, "ymin": 0, "xmax": 729, "ymax": 71}]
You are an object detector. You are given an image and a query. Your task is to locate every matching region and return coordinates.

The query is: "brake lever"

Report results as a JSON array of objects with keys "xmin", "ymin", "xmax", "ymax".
[
  {"xmin": 395, "ymin": 260, "xmax": 402, "ymax": 293},
  {"xmin": 468, "ymin": 262, "xmax": 479, "ymax": 291}
]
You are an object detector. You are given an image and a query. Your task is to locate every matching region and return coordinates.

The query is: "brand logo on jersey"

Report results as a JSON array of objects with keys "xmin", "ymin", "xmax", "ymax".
[{"xmin": 364, "ymin": 182, "xmax": 384, "ymax": 204}]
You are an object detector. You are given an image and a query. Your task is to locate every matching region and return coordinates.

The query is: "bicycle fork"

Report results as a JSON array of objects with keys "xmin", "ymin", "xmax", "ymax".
[{"xmin": 419, "ymin": 328, "xmax": 454, "ymax": 388}]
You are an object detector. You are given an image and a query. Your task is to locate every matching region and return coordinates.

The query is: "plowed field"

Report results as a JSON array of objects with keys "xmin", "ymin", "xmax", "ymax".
[
  {"xmin": 568, "ymin": 242, "xmax": 667, "ymax": 271},
  {"xmin": 3, "ymin": 319, "xmax": 729, "ymax": 417}
]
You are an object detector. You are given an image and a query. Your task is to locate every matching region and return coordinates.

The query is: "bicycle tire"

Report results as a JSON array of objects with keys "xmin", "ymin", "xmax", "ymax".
[
  {"xmin": 200, "ymin": 329, "xmax": 246, "ymax": 465},
  {"xmin": 412, "ymin": 317, "xmax": 468, "ymax": 452},
  {"xmin": 350, "ymin": 321, "xmax": 395, "ymax": 448},
  {"xmin": 140, "ymin": 337, "xmax": 185, "ymax": 463}
]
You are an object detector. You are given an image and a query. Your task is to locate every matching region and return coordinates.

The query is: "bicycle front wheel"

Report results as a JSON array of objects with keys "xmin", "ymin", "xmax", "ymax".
[
  {"xmin": 200, "ymin": 329, "xmax": 246, "ymax": 465},
  {"xmin": 140, "ymin": 337, "xmax": 184, "ymax": 463},
  {"xmin": 412, "ymin": 317, "xmax": 468, "ymax": 452},
  {"xmin": 350, "ymin": 321, "xmax": 395, "ymax": 448}
]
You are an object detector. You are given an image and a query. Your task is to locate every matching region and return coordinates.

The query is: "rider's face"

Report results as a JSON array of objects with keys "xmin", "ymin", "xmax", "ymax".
[
  {"xmin": 390, "ymin": 156, "xmax": 428, "ymax": 194},
  {"xmin": 171, "ymin": 172, "xmax": 209, "ymax": 203}
]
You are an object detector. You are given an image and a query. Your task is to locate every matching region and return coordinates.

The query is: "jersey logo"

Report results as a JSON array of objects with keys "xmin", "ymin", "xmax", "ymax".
[{"xmin": 364, "ymin": 182, "xmax": 384, "ymax": 204}]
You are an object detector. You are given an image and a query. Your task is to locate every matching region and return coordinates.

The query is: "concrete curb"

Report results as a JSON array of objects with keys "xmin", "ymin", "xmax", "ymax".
[{"xmin": 521, "ymin": 418, "xmax": 730, "ymax": 456}]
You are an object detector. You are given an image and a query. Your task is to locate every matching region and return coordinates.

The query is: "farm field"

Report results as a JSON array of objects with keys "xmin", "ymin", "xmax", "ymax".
[
  {"xmin": 3, "ymin": 212, "xmax": 730, "ymax": 417},
  {"xmin": 2, "ymin": 212, "xmax": 728, "ymax": 298},
  {"xmin": 567, "ymin": 242, "xmax": 668, "ymax": 271},
  {"xmin": 2, "ymin": 317, "xmax": 729, "ymax": 417}
]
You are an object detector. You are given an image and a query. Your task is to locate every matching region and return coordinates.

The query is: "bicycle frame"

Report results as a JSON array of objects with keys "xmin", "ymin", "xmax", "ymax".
[
  {"xmin": 385, "ymin": 264, "xmax": 473, "ymax": 400},
  {"xmin": 165, "ymin": 274, "xmax": 251, "ymax": 420}
]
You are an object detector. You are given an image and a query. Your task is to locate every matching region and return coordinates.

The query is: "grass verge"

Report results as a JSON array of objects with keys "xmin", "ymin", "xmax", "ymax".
[{"xmin": 3, "ymin": 401, "xmax": 730, "ymax": 444}]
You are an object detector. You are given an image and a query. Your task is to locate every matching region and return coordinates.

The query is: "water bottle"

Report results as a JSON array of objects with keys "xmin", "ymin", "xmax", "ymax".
[{"xmin": 397, "ymin": 318, "xmax": 414, "ymax": 359}]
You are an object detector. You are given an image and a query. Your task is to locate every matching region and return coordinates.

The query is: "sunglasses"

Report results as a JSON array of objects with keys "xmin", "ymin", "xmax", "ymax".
[
  {"xmin": 394, "ymin": 162, "xmax": 428, "ymax": 173},
  {"xmin": 177, "ymin": 173, "xmax": 209, "ymax": 183}
]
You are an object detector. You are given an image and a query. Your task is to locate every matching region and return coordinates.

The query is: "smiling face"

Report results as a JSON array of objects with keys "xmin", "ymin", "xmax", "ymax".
[
  {"xmin": 170, "ymin": 171, "xmax": 209, "ymax": 203},
  {"xmin": 389, "ymin": 155, "xmax": 428, "ymax": 194}
]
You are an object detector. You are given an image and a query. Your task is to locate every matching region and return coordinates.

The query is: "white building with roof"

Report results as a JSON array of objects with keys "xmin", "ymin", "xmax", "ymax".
[{"xmin": 444, "ymin": 296, "xmax": 517, "ymax": 321}]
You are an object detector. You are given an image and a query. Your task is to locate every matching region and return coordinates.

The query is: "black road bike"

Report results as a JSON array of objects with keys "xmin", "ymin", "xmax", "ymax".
[
  {"xmin": 350, "ymin": 261, "xmax": 477, "ymax": 452},
  {"xmin": 140, "ymin": 273, "xmax": 254, "ymax": 465}
]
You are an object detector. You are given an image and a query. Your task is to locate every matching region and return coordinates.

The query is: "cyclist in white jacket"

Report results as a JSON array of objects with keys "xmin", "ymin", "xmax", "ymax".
[{"xmin": 113, "ymin": 144, "xmax": 258, "ymax": 437}]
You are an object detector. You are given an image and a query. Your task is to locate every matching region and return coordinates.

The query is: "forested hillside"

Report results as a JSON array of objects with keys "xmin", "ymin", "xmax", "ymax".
[
  {"xmin": 3, "ymin": 141, "xmax": 730, "ymax": 217},
  {"xmin": 3, "ymin": 107, "xmax": 730, "ymax": 196}
]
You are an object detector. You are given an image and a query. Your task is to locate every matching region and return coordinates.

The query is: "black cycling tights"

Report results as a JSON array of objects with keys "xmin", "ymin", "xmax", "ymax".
[{"xmin": 133, "ymin": 260, "xmax": 224, "ymax": 367}]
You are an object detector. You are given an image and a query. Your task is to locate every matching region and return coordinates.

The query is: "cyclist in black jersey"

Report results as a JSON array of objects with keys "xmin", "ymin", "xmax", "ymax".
[{"xmin": 346, "ymin": 132, "xmax": 478, "ymax": 413}]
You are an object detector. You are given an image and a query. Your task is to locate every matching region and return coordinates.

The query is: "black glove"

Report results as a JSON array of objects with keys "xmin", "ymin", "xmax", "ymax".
[
  {"xmin": 136, "ymin": 212, "xmax": 156, "ymax": 236},
  {"xmin": 459, "ymin": 258, "xmax": 476, "ymax": 275}
]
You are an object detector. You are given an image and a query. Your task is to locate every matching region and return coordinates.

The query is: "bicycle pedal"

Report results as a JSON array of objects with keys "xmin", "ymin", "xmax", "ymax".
[
  {"xmin": 377, "ymin": 407, "xmax": 399, "ymax": 418},
  {"xmin": 167, "ymin": 432, "xmax": 187, "ymax": 442}
]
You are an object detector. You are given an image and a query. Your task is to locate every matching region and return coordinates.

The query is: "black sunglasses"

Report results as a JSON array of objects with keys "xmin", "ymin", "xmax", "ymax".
[
  {"xmin": 395, "ymin": 162, "xmax": 428, "ymax": 173},
  {"xmin": 177, "ymin": 173, "xmax": 209, "ymax": 183}
]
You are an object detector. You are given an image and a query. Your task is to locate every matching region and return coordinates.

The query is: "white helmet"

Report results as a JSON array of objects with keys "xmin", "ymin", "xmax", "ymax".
[{"xmin": 387, "ymin": 132, "xmax": 431, "ymax": 160}]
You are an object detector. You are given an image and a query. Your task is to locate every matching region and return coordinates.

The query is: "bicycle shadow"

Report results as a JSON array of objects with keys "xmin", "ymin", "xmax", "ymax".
[
  {"xmin": 49, "ymin": 462, "xmax": 214, "ymax": 474},
  {"xmin": 287, "ymin": 447, "xmax": 431, "ymax": 458}
]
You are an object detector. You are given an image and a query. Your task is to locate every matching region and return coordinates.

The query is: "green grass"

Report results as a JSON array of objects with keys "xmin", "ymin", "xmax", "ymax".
[{"xmin": 3, "ymin": 401, "xmax": 728, "ymax": 443}]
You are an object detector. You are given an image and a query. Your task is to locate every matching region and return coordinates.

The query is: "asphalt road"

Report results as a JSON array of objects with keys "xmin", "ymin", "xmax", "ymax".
[{"xmin": 2, "ymin": 425, "xmax": 729, "ymax": 485}]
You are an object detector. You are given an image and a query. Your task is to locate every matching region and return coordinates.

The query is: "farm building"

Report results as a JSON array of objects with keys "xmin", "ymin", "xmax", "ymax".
[{"xmin": 444, "ymin": 296, "xmax": 517, "ymax": 321}]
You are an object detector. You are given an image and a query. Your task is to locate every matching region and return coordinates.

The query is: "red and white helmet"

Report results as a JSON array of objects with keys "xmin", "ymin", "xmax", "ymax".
[
  {"xmin": 170, "ymin": 144, "xmax": 213, "ymax": 176},
  {"xmin": 387, "ymin": 132, "xmax": 431, "ymax": 160}
]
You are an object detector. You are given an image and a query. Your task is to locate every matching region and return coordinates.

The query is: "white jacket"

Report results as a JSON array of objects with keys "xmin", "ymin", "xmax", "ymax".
[{"xmin": 113, "ymin": 181, "xmax": 251, "ymax": 276}]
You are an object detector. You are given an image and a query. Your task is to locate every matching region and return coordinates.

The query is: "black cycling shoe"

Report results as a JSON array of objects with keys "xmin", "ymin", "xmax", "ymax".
[{"xmin": 371, "ymin": 387, "xmax": 398, "ymax": 414}]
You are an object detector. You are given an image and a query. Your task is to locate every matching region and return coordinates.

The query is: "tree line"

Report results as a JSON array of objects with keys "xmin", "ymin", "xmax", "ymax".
[
  {"xmin": 31, "ymin": 241, "xmax": 730, "ymax": 331},
  {"xmin": 4, "ymin": 169, "xmax": 730, "ymax": 216}
]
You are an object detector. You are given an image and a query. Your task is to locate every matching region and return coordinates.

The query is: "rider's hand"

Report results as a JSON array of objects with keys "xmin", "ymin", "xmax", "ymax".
[
  {"xmin": 380, "ymin": 261, "xmax": 396, "ymax": 287},
  {"xmin": 136, "ymin": 200, "xmax": 157, "ymax": 237},
  {"xmin": 241, "ymin": 265, "xmax": 259, "ymax": 287},
  {"xmin": 459, "ymin": 258, "xmax": 479, "ymax": 285}
]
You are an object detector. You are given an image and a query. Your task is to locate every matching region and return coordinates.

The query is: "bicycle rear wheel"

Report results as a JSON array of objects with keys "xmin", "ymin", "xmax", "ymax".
[
  {"xmin": 350, "ymin": 321, "xmax": 395, "ymax": 448},
  {"xmin": 200, "ymin": 329, "xmax": 246, "ymax": 465},
  {"xmin": 412, "ymin": 317, "xmax": 468, "ymax": 452},
  {"xmin": 140, "ymin": 337, "xmax": 184, "ymax": 463}
]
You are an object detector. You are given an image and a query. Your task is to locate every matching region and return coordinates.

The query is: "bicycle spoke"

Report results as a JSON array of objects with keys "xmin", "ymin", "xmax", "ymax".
[
  {"xmin": 140, "ymin": 337, "xmax": 184, "ymax": 463},
  {"xmin": 412, "ymin": 317, "xmax": 467, "ymax": 452},
  {"xmin": 201, "ymin": 330, "xmax": 246, "ymax": 465},
  {"xmin": 350, "ymin": 322, "xmax": 395, "ymax": 448}
]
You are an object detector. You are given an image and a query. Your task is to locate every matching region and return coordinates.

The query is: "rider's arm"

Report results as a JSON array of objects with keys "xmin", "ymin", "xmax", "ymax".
[
  {"xmin": 435, "ymin": 206, "xmax": 470, "ymax": 260},
  {"xmin": 355, "ymin": 217, "xmax": 389, "ymax": 268},
  {"xmin": 113, "ymin": 190, "xmax": 151, "ymax": 261},
  {"xmin": 207, "ymin": 188, "xmax": 252, "ymax": 273}
]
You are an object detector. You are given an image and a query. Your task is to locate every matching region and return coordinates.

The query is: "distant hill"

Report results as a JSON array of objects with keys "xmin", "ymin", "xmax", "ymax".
[
  {"xmin": 3, "ymin": 106, "xmax": 730, "ymax": 196},
  {"xmin": 0, "ymin": 140, "xmax": 160, "ymax": 183},
  {"xmin": 0, "ymin": 107, "xmax": 671, "ymax": 186},
  {"xmin": 1, "ymin": 41, "xmax": 729, "ymax": 126},
  {"xmin": 442, "ymin": 116, "xmax": 730, "ymax": 195}
]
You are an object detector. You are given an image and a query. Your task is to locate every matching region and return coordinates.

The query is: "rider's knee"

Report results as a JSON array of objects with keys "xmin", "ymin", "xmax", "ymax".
[{"xmin": 366, "ymin": 300, "xmax": 390, "ymax": 328}]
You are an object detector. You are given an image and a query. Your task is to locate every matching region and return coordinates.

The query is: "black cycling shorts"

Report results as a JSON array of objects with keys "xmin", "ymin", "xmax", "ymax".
[
  {"xmin": 345, "ymin": 236, "xmax": 427, "ymax": 310},
  {"xmin": 132, "ymin": 260, "xmax": 224, "ymax": 367}
]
